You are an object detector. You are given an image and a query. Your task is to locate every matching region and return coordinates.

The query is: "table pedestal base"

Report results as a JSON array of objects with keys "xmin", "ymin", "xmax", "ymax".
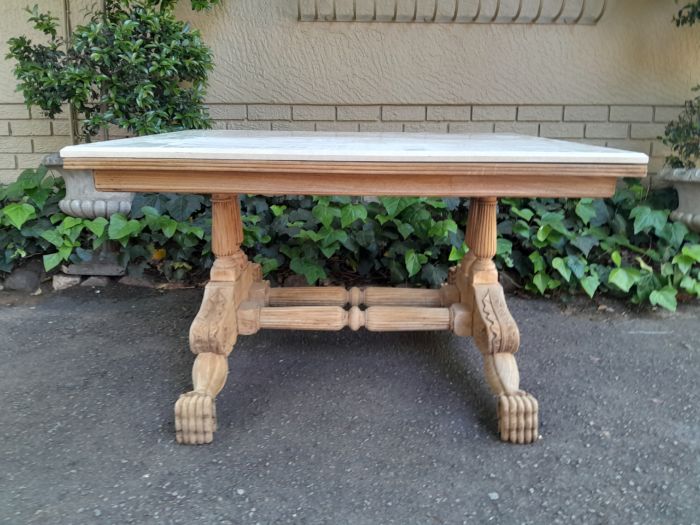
[{"xmin": 174, "ymin": 195, "xmax": 539, "ymax": 445}]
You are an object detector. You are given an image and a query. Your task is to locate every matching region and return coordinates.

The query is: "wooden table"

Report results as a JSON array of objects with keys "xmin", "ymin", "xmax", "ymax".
[{"xmin": 61, "ymin": 130, "xmax": 648, "ymax": 445}]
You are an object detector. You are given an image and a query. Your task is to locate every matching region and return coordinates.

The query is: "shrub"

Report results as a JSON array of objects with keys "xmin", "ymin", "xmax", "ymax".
[
  {"xmin": 662, "ymin": 1, "xmax": 700, "ymax": 168},
  {"xmin": 6, "ymin": 0, "xmax": 216, "ymax": 141}
]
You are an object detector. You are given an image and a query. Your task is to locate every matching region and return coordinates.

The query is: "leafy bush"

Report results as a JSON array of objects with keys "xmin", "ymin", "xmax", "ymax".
[
  {"xmin": 2, "ymin": 168, "xmax": 699, "ymax": 311},
  {"xmin": 662, "ymin": 1, "xmax": 700, "ymax": 168},
  {"xmin": 6, "ymin": 0, "xmax": 215, "ymax": 141}
]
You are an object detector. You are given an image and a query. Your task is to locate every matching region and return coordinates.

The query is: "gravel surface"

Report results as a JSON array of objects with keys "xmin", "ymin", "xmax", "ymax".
[{"xmin": 1, "ymin": 286, "xmax": 698, "ymax": 524}]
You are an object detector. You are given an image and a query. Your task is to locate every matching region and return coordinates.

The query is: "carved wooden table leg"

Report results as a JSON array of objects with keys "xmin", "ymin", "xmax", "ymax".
[
  {"xmin": 459, "ymin": 197, "xmax": 539, "ymax": 444},
  {"xmin": 175, "ymin": 194, "xmax": 255, "ymax": 445}
]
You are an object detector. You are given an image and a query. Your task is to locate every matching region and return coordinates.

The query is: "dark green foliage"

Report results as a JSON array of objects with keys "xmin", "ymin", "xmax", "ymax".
[
  {"xmin": 662, "ymin": 2, "xmax": 700, "ymax": 168},
  {"xmin": 6, "ymin": 1, "xmax": 214, "ymax": 141},
  {"xmin": 674, "ymin": 1, "xmax": 700, "ymax": 27},
  {"xmin": 2, "ymin": 169, "xmax": 699, "ymax": 311}
]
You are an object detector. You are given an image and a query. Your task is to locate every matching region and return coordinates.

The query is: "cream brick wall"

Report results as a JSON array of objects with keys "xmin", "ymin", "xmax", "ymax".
[
  {"xmin": 0, "ymin": 104, "xmax": 71, "ymax": 183},
  {"xmin": 0, "ymin": 102, "xmax": 678, "ymax": 184}
]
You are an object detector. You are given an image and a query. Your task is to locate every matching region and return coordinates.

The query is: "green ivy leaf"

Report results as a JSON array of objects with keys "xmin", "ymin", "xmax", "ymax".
[
  {"xmin": 513, "ymin": 220, "xmax": 531, "ymax": 239},
  {"xmin": 397, "ymin": 222, "xmax": 414, "ymax": 240},
  {"xmin": 405, "ymin": 249, "xmax": 425, "ymax": 277},
  {"xmin": 40, "ymin": 229, "xmax": 64, "ymax": 248},
  {"xmin": 380, "ymin": 197, "xmax": 401, "ymax": 217},
  {"xmin": 571, "ymin": 235, "xmax": 598, "ymax": 257},
  {"xmin": 682, "ymin": 244, "xmax": 700, "ymax": 263},
  {"xmin": 536, "ymin": 224, "xmax": 552, "ymax": 242},
  {"xmin": 630, "ymin": 206, "xmax": 668, "ymax": 235},
  {"xmin": 673, "ymin": 253, "xmax": 695, "ymax": 275},
  {"xmin": 340, "ymin": 203, "xmax": 367, "ymax": 228},
  {"xmin": 608, "ymin": 267, "xmax": 641, "ymax": 293},
  {"xmin": 108, "ymin": 213, "xmax": 142, "ymax": 241},
  {"xmin": 511, "ymin": 207, "xmax": 534, "ymax": 222},
  {"xmin": 575, "ymin": 199, "xmax": 597, "ymax": 225},
  {"xmin": 421, "ymin": 263, "xmax": 447, "ymax": 287},
  {"xmin": 580, "ymin": 274, "xmax": 600, "ymax": 298},
  {"xmin": 166, "ymin": 195, "xmax": 205, "ymax": 222},
  {"xmin": 2, "ymin": 202, "xmax": 36, "ymax": 230},
  {"xmin": 312, "ymin": 203, "xmax": 340, "ymax": 228},
  {"xmin": 496, "ymin": 239, "xmax": 512, "ymax": 257},
  {"xmin": 611, "ymin": 250, "xmax": 622, "ymax": 268},
  {"xmin": 532, "ymin": 272, "xmax": 550, "ymax": 295},
  {"xmin": 43, "ymin": 252, "xmax": 63, "ymax": 272},
  {"xmin": 448, "ymin": 244, "xmax": 468, "ymax": 262},
  {"xmin": 649, "ymin": 286, "xmax": 678, "ymax": 312},
  {"xmin": 529, "ymin": 252, "xmax": 545, "ymax": 273},
  {"xmin": 552, "ymin": 257, "xmax": 572, "ymax": 282},
  {"xmin": 84, "ymin": 217, "xmax": 108, "ymax": 237},
  {"xmin": 270, "ymin": 205, "xmax": 287, "ymax": 217},
  {"xmin": 565, "ymin": 255, "xmax": 586, "ymax": 279},
  {"xmin": 289, "ymin": 257, "xmax": 326, "ymax": 285},
  {"xmin": 680, "ymin": 275, "xmax": 698, "ymax": 295}
]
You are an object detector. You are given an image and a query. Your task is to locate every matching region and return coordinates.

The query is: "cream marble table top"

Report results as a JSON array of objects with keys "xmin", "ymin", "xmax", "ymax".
[
  {"xmin": 61, "ymin": 130, "xmax": 649, "ymax": 164},
  {"xmin": 60, "ymin": 130, "xmax": 648, "ymax": 197}
]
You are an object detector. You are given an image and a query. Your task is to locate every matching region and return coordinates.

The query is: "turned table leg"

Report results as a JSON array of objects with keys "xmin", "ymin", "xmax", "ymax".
[
  {"xmin": 455, "ymin": 197, "xmax": 539, "ymax": 444},
  {"xmin": 175, "ymin": 194, "xmax": 257, "ymax": 445}
]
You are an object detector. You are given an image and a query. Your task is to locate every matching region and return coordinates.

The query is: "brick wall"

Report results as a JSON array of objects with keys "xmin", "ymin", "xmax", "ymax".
[{"xmin": 0, "ymin": 103, "xmax": 678, "ymax": 185}]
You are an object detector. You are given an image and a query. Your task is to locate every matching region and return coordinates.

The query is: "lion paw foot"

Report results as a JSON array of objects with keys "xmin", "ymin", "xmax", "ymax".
[
  {"xmin": 497, "ymin": 392, "xmax": 539, "ymax": 444},
  {"xmin": 174, "ymin": 391, "xmax": 217, "ymax": 445}
]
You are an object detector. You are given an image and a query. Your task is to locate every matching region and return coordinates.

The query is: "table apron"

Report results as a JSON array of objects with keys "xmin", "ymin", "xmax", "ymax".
[{"xmin": 92, "ymin": 169, "xmax": 623, "ymax": 198}]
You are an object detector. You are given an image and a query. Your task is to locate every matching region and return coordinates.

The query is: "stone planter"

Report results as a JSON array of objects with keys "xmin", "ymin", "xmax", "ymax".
[
  {"xmin": 43, "ymin": 153, "xmax": 133, "ymax": 219},
  {"xmin": 44, "ymin": 153, "xmax": 134, "ymax": 275},
  {"xmin": 660, "ymin": 166, "xmax": 700, "ymax": 233}
]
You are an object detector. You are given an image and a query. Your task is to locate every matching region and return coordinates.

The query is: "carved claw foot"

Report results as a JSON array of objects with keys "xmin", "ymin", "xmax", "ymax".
[
  {"xmin": 497, "ymin": 392, "xmax": 539, "ymax": 444},
  {"xmin": 175, "ymin": 391, "xmax": 218, "ymax": 445}
]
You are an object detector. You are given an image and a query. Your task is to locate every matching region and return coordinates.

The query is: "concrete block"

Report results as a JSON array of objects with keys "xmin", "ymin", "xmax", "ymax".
[
  {"xmin": 292, "ymin": 105, "xmax": 335, "ymax": 121},
  {"xmin": 426, "ymin": 106, "xmax": 471, "ymax": 121},
  {"xmin": 337, "ymin": 106, "xmax": 380, "ymax": 121},
  {"xmin": 609, "ymin": 106, "xmax": 653, "ymax": 122},
  {"xmin": 604, "ymin": 139, "xmax": 652, "ymax": 155},
  {"xmin": 359, "ymin": 122, "xmax": 403, "ymax": 132},
  {"xmin": 403, "ymin": 122, "xmax": 448, "ymax": 132},
  {"xmin": 564, "ymin": 106, "xmax": 609, "ymax": 122},
  {"xmin": 654, "ymin": 106, "xmax": 684, "ymax": 123},
  {"xmin": 631, "ymin": 123, "xmax": 667, "ymax": 139},
  {"xmin": 495, "ymin": 122, "xmax": 539, "ymax": 135},
  {"xmin": 207, "ymin": 104, "xmax": 246, "ymax": 120},
  {"xmin": 0, "ymin": 104, "xmax": 30, "ymax": 119},
  {"xmin": 247, "ymin": 105, "xmax": 291, "ymax": 120},
  {"xmin": 16, "ymin": 153, "xmax": 48, "ymax": 169},
  {"xmin": 517, "ymin": 106, "xmax": 563, "ymax": 122},
  {"xmin": 272, "ymin": 121, "xmax": 316, "ymax": 131},
  {"xmin": 51, "ymin": 120, "xmax": 71, "ymax": 136},
  {"xmin": 585, "ymin": 123, "xmax": 629, "ymax": 139},
  {"xmin": 472, "ymin": 106, "xmax": 516, "ymax": 121},
  {"xmin": 32, "ymin": 137, "xmax": 72, "ymax": 153},
  {"xmin": 0, "ymin": 154, "xmax": 15, "ymax": 169},
  {"xmin": 449, "ymin": 122, "xmax": 495, "ymax": 133},
  {"xmin": 10, "ymin": 120, "xmax": 52, "ymax": 136},
  {"xmin": 227, "ymin": 121, "xmax": 272, "ymax": 130},
  {"xmin": 382, "ymin": 106, "xmax": 425, "ymax": 121},
  {"xmin": 315, "ymin": 121, "xmax": 359, "ymax": 131},
  {"xmin": 539, "ymin": 123, "xmax": 585, "ymax": 138},
  {"xmin": 0, "ymin": 136, "xmax": 32, "ymax": 153}
]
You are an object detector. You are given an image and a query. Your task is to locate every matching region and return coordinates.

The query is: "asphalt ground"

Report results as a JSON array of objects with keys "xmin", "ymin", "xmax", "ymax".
[{"xmin": 1, "ymin": 285, "xmax": 698, "ymax": 524}]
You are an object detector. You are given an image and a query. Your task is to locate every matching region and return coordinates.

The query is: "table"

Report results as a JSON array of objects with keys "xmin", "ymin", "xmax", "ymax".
[{"xmin": 61, "ymin": 130, "xmax": 648, "ymax": 445}]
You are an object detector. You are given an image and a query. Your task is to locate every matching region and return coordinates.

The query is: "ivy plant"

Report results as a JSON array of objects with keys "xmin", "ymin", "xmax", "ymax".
[{"xmin": 6, "ymin": 0, "xmax": 215, "ymax": 141}]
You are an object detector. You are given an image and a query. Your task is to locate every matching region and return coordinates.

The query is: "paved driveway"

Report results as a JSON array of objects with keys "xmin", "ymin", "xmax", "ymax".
[{"xmin": 1, "ymin": 286, "xmax": 698, "ymax": 524}]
